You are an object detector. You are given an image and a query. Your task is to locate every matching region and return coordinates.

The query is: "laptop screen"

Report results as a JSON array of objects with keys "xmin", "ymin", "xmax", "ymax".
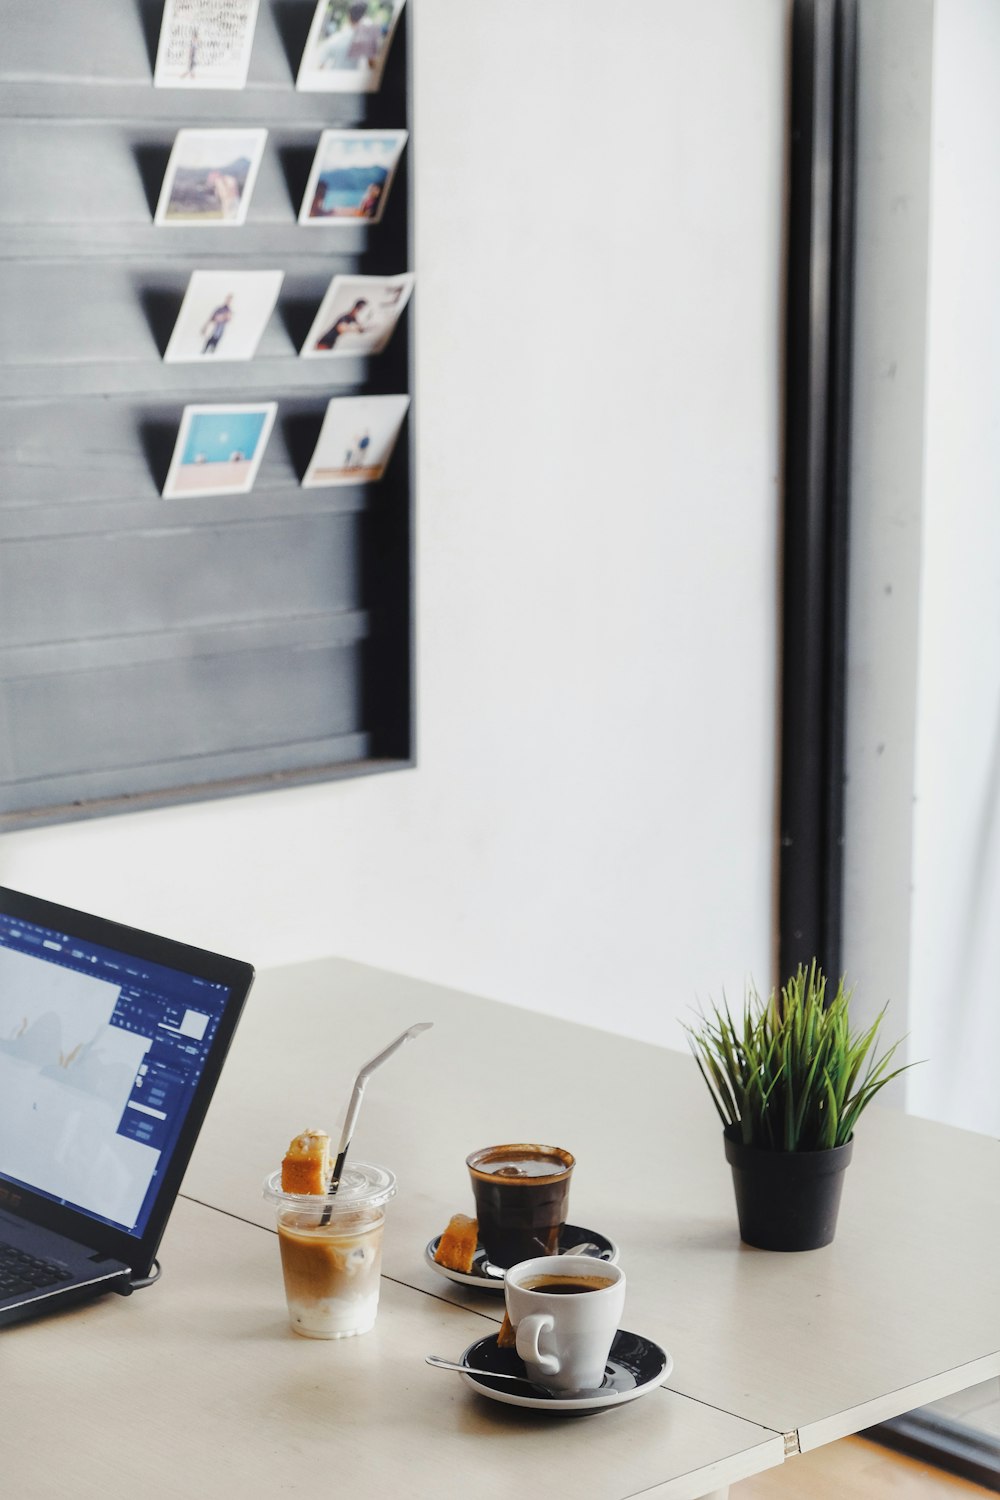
[{"xmin": 0, "ymin": 907, "xmax": 234, "ymax": 1239}]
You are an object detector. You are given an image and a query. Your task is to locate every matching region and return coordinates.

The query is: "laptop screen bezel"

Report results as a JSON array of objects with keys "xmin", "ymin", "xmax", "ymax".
[{"xmin": 0, "ymin": 886, "xmax": 254, "ymax": 1278}]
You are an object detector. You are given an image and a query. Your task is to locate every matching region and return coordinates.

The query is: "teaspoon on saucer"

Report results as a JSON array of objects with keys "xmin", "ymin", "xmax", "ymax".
[
  {"xmin": 480, "ymin": 1242, "xmax": 599, "ymax": 1278},
  {"xmin": 424, "ymin": 1355, "xmax": 609, "ymax": 1396},
  {"xmin": 425, "ymin": 1354, "xmax": 536, "ymax": 1383}
]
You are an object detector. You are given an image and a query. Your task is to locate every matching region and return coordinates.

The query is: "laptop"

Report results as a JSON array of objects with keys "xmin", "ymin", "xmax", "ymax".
[{"xmin": 0, "ymin": 885, "xmax": 254, "ymax": 1328}]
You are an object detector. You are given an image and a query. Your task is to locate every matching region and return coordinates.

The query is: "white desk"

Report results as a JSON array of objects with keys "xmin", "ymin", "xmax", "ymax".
[
  {"xmin": 11, "ymin": 957, "xmax": 997, "ymax": 1500},
  {"xmin": 6, "ymin": 1200, "xmax": 781, "ymax": 1500},
  {"xmin": 184, "ymin": 959, "xmax": 1000, "ymax": 1457}
]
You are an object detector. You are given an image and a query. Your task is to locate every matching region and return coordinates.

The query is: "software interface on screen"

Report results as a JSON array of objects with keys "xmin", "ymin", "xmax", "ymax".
[{"xmin": 0, "ymin": 911, "xmax": 230, "ymax": 1236}]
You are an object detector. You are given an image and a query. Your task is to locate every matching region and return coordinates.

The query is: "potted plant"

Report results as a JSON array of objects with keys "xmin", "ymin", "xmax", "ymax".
[{"xmin": 684, "ymin": 961, "xmax": 913, "ymax": 1251}]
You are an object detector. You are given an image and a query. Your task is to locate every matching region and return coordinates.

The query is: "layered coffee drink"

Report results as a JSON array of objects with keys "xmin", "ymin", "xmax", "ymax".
[
  {"xmin": 276, "ymin": 1205, "xmax": 385, "ymax": 1339},
  {"xmin": 264, "ymin": 1158, "xmax": 396, "ymax": 1339},
  {"xmin": 466, "ymin": 1144, "xmax": 574, "ymax": 1268}
]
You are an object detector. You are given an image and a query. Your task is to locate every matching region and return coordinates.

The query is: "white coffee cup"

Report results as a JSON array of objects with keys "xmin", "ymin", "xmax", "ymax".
[{"xmin": 504, "ymin": 1254, "xmax": 626, "ymax": 1392}]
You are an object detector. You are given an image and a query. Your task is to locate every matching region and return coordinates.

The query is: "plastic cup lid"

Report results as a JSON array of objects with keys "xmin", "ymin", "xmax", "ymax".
[{"xmin": 263, "ymin": 1161, "xmax": 396, "ymax": 1210}]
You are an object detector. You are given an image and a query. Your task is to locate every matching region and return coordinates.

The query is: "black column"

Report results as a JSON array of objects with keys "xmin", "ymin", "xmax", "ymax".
[{"xmin": 778, "ymin": 0, "xmax": 857, "ymax": 984}]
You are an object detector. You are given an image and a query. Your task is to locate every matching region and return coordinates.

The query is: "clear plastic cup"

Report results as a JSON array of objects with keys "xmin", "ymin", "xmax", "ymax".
[{"xmin": 263, "ymin": 1163, "xmax": 396, "ymax": 1339}]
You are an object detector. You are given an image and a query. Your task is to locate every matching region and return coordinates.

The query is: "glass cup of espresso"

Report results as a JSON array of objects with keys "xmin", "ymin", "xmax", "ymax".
[{"xmin": 466, "ymin": 1143, "xmax": 574, "ymax": 1268}]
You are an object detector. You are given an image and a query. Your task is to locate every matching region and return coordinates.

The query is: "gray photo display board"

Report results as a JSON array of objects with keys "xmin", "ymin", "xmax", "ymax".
[{"xmin": 0, "ymin": 1, "xmax": 414, "ymax": 829}]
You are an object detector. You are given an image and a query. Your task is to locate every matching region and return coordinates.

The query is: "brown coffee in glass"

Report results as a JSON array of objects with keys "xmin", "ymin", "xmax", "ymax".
[{"xmin": 466, "ymin": 1143, "xmax": 575, "ymax": 1268}]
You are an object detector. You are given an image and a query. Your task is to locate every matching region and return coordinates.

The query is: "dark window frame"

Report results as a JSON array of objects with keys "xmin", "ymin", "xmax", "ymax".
[{"xmin": 780, "ymin": 2, "xmax": 999, "ymax": 1486}]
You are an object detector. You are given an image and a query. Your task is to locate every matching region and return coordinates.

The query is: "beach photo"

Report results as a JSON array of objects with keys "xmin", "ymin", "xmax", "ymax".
[
  {"xmin": 155, "ymin": 128, "xmax": 267, "ymax": 226},
  {"xmin": 298, "ymin": 129, "xmax": 406, "ymax": 225},
  {"xmin": 164, "ymin": 270, "xmax": 285, "ymax": 363},
  {"xmin": 163, "ymin": 403, "xmax": 277, "ymax": 497},
  {"xmin": 300, "ymin": 272, "xmax": 413, "ymax": 358},
  {"xmin": 296, "ymin": 0, "xmax": 405, "ymax": 93},
  {"xmin": 154, "ymin": 0, "xmax": 261, "ymax": 89},
  {"xmin": 302, "ymin": 394, "xmax": 409, "ymax": 487}
]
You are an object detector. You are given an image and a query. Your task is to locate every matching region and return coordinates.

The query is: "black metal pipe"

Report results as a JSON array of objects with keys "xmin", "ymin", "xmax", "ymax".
[{"xmin": 778, "ymin": 0, "xmax": 857, "ymax": 986}]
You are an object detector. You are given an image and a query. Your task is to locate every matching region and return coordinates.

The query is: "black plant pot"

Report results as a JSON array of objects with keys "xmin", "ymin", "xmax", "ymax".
[{"xmin": 723, "ymin": 1126, "xmax": 854, "ymax": 1251}]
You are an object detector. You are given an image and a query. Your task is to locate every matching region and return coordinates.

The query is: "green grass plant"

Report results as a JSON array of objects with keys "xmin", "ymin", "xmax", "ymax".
[{"xmin": 684, "ymin": 961, "xmax": 914, "ymax": 1151}]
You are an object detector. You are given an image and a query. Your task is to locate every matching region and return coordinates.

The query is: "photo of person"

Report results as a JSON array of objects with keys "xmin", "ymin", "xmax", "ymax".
[
  {"xmin": 300, "ymin": 273, "xmax": 414, "ymax": 358},
  {"xmin": 163, "ymin": 270, "xmax": 285, "ymax": 363},
  {"xmin": 162, "ymin": 403, "xmax": 278, "ymax": 497},
  {"xmin": 154, "ymin": 129, "xmax": 268, "ymax": 226},
  {"xmin": 302, "ymin": 394, "xmax": 409, "ymax": 488},
  {"xmin": 154, "ymin": 0, "xmax": 261, "ymax": 89},
  {"xmin": 296, "ymin": 0, "xmax": 405, "ymax": 94},
  {"xmin": 201, "ymin": 295, "xmax": 234, "ymax": 353},
  {"xmin": 298, "ymin": 129, "xmax": 407, "ymax": 226}
]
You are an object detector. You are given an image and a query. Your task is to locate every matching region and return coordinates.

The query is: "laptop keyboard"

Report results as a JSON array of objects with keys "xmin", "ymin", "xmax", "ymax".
[{"xmin": 0, "ymin": 1242, "xmax": 73, "ymax": 1299}]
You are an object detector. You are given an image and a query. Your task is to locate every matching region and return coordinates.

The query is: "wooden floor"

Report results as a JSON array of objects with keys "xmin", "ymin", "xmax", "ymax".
[{"xmin": 737, "ymin": 1436, "xmax": 997, "ymax": 1498}]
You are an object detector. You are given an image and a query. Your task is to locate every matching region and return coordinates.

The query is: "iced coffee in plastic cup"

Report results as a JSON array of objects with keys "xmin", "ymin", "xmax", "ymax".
[{"xmin": 263, "ymin": 1163, "xmax": 396, "ymax": 1339}]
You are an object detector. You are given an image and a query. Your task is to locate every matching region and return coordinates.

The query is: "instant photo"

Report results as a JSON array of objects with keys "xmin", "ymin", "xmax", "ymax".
[
  {"xmin": 300, "ymin": 273, "xmax": 413, "ymax": 358},
  {"xmin": 302, "ymin": 394, "xmax": 409, "ymax": 487},
  {"xmin": 154, "ymin": 0, "xmax": 261, "ymax": 89},
  {"xmin": 155, "ymin": 128, "xmax": 268, "ymax": 226},
  {"xmin": 296, "ymin": 0, "xmax": 405, "ymax": 93},
  {"xmin": 298, "ymin": 129, "xmax": 406, "ymax": 225},
  {"xmin": 164, "ymin": 270, "xmax": 285, "ymax": 363},
  {"xmin": 163, "ymin": 403, "xmax": 277, "ymax": 497}
]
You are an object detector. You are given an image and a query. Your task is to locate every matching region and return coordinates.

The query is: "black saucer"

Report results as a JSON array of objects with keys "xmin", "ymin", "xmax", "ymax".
[
  {"xmin": 425, "ymin": 1223, "xmax": 619, "ymax": 1291},
  {"xmin": 458, "ymin": 1329, "xmax": 672, "ymax": 1414}
]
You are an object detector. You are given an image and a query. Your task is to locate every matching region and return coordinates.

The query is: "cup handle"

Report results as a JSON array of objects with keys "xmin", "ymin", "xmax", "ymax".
[{"xmin": 514, "ymin": 1313, "xmax": 559, "ymax": 1375}]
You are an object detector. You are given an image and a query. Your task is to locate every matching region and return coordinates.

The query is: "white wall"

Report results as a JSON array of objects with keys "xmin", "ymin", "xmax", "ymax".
[
  {"xmin": 844, "ymin": 0, "xmax": 1000, "ymax": 1134},
  {"xmin": 842, "ymin": 0, "xmax": 935, "ymax": 1048},
  {"xmin": 0, "ymin": 1, "xmax": 786, "ymax": 1050},
  {"xmin": 907, "ymin": 0, "xmax": 1000, "ymax": 1133}
]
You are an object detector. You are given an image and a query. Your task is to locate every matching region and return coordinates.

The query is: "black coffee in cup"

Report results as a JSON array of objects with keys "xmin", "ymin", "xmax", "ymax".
[
  {"xmin": 522, "ymin": 1273, "xmax": 616, "ymax": 1295},
  {"xmin": 466, "ymin": 1144, "xmax": 574, "ymax": 1268}
]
